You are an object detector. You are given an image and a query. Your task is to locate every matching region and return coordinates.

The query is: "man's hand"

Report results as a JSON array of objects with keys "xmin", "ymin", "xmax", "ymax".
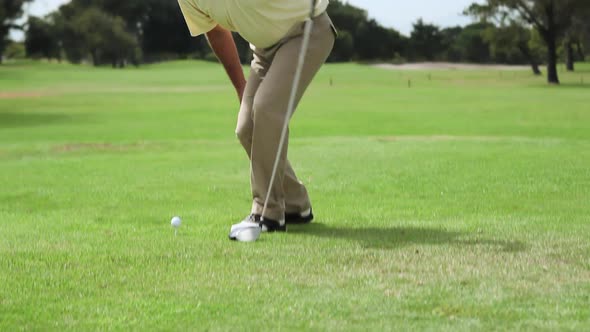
[{"xmin": 206, "ymin": 25, "xmax": 247, "ymax": 103}]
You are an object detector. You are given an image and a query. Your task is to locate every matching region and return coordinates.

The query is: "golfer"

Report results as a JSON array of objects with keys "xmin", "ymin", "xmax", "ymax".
[{"xmin": 178, "ymin": 0, "xmax": 336, "ymax": 232}]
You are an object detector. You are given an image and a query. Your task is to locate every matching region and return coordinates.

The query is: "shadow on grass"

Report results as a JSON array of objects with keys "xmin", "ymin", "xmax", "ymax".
[
  {"xmin": 289, "ymin": 223, "xmax": 526, "ymax": 252},
  {"xmin": 0, "ymin": 112, "xmax": 76, "ymax": 129},
  {"xmin": 537, "ymin": 79, "xmax": 589, "ymax": 88},
  {"xmin": 555, "ymin": 83, "xmax": 590, "ymax": 88}
]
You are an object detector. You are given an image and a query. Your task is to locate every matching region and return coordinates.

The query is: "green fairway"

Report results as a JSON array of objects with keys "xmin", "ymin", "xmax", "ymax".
[{"xmin": 1, "ymin": 60, "xmax": 589, "ymax": 330}]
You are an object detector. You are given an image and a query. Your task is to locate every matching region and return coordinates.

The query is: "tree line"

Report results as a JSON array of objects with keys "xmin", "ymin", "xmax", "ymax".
[
  {"xmin": 2, "ymin": 0, "xmax": 589, "ymax": 84},
  {"xmin": 466, "ymin": 0, "xmax": 590, "ymax": 83}
]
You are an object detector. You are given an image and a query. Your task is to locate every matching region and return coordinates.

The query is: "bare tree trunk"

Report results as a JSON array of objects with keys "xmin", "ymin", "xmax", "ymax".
[
  {"xmin": 91, "ymin": 50, "xmax": 99, "ymax": 67},
  {"xmin": 547, "ymin": 37, "xmax": 559, "ymax": 84},
  {"xmin": 566, "ymin": 41, "xmax": 575, "ymax": 71},
  {"xmin": 576, "ymin": 41, "xmax": 585, "ymax": 60},
  {"xmin": 0, "ymin": 25, "xmax": 9, "ymax": 65},
  {"xmin": 0, "ymin": 38, "xmax": 4, "ymax": 64},
  {"xmin": 518, "ymin": 43, "xmax": 542, "ymax": 76},
  {"xmin": 544, "ymin": 3, "xmax": 559, "ymax": 84},
  {"xmin": 531, "ymin": 63, "xmax": 542, "ymax": 76}
]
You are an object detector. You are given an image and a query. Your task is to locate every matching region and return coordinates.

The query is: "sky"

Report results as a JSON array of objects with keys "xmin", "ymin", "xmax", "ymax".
[
  {"xmin": 11, "ymin": 0, "xmax": 482, "ymax": 40},
  {"xmin": 347, "ymin": 0, "xmax": 481, "ymax": 34}
]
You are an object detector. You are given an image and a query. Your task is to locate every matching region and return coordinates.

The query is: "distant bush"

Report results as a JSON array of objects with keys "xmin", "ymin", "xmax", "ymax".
[
  {"xmin": 203, "ymin": 52, "xmax": 219, "ymax": 63},
  {"xmin": 391, "ymin": 53, "xmax": 407, "ymax": 65},
  {"xmin": 5, "ymin": 42, "xmax": 26, "ymax": 60}
]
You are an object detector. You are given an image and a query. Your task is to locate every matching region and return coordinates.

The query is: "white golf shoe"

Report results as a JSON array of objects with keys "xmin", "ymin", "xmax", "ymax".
[{"xmin": 229, "ymin": 215, "xmax": 262, "ymax": 242}]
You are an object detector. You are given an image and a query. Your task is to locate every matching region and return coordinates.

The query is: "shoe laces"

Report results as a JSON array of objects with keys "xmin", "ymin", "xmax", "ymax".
[{"xmin": 244, "ymin": 214, "xmax": 261, "ymax": 223}]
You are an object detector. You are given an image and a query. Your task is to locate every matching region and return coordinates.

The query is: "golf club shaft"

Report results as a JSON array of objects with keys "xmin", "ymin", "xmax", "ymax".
[{"xmin": 261, "ymin": 0, "xmax": 317, "ymax": 220}]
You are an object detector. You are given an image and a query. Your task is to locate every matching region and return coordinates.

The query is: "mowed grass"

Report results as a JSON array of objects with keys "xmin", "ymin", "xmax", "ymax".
[{"xmin": 1, "ymin": 60, "xmax": 589, "ymax": 330}]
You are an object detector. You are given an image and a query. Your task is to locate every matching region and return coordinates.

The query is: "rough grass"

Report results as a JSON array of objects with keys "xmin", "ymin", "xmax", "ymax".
[{"xmin": 0, "ymin": 60, "xmax": 589, "ymax": 331}]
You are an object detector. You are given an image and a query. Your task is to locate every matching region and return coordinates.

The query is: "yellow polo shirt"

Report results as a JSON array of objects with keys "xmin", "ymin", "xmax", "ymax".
[{"xmin": 178, "ymin": 0, "xmax": 329, "ymax": 48}]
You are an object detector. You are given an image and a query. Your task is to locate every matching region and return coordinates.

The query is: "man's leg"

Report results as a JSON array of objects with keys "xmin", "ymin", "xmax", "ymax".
[
  {"xmin": 283, "ymin": 160, "xmax": 310, "ymax": 214},
  {"xmin": 249, "ymin": 14, "xmax": 335, "ymax": 221},
  {"xmin": 235, "ymin": 68, "xmax": 262, "ymax": 154},
  {"xmin": 236, "ymin": 69, "xmax": 311, "ymax": 215}
]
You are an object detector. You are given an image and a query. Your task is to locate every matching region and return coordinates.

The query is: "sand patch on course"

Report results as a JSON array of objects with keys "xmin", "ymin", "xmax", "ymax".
[
  {"xmin": 374, "ymin": 135, "xmax": 564, "ymax": 144},
  {"xmin": 0, "ymin": 92, "xmax": 51, "ymax": 99},
  {"xmin": 374, "ymin": 62, "xmax": 530, "ymax": 71}
]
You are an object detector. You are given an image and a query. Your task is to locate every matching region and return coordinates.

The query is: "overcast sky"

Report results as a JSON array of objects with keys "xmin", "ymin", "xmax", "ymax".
[
  {"xmin": 348, "ymin": 0, "xmax": 481, "ymax": 34},
  {"xmin": 12, "ymin": 0, "xmax": 481, "ymax": 39}
]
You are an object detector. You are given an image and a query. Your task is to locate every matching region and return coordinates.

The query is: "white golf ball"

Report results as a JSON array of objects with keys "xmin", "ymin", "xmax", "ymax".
[{"xmin": 171, "ymin": 216, "xmax": 182, "ymax": 228}]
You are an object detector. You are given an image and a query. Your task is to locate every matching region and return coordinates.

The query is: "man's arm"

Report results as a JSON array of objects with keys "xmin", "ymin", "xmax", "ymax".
[{"xmin": 206, "ymin": 25, "xmax": 247, "ymax": 102}]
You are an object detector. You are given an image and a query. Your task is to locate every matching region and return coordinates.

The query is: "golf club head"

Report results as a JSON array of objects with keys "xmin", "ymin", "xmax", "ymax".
[{"xmin": 229, "ymin": 221, "xmax": 262, "ymax": 242}]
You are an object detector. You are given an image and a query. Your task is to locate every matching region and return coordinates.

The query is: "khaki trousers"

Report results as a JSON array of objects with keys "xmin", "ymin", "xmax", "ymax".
[{"xmin": 235, "ymin": 12, "xmax": 336, "ymax": 221}]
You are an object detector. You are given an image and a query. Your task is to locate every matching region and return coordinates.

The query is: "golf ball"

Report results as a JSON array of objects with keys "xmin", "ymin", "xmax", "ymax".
[{"xmin": 171, "ymin": 216, "xmax": 182, "ymax": 228}]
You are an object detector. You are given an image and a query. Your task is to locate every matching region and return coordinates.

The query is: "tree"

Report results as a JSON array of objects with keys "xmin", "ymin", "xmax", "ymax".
[
  {"xmin": 583, "ymin": 31, "xmax": 590, "ymax": 61},
  {"xmin": 456, "ymin": 23, "xmax": 494, "ymax": 63},
  {"xmin": 25, "ymin": 16, "xmax": 60, "ymax": 60},
  {"xmin": 48, "ymin": 10, "xmax": 86, "ymax": 64},
  {"xmin": 45, "ymin": 5, "xmax": 140, "ymax": 67},
  {"xmin": 72, "ymin": 8, "xmax": 140, "ymax": 67},
  {"xmin": 356, "ymin": 19, "xmax": 405, "ymax": 61},
  {"xmin": 327, "ymin": 0, "xmax": 369, "ymax": 36},
  {"xmin": 564, "ymin": 14, "xmax": 590, "ymax": 71},
  {"xmin": 134, "ymin": 0, "xmax": 207, "ymax": 61},
  {"xmin": 440, "ymin": 26, "xmax": 464, "ymax": 62},
  {"xmin": 1, "ymin": 0, "xmax": 32, "ymax": 64},
  {"xmin": 409, "ymin": 19, "xmax": 444, "ymax": 61},
  {"xmin": 484, "ymin": 24, "xmax": 543, "ymax": 74},
  {"xmin": 58, "ymin": 0, "xmax": 208, "ymax": 62},
  {"xmin": 327, "ymin": 0, "xmax": 406, "ymax": 62},
  {"xmin": 466, "ymin": 0, "xmax": 590, "ymax": 84},
  {"xmin": 4, "ymin": 40, "xmax": 25, "ymax": 60},
  {"xmin": 580, "ymin": 15, "xmax": 590, "ymax": 60},
  {"xmin": 330, "ymin": 30, "xmax": 354, "ymax": 62}
]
